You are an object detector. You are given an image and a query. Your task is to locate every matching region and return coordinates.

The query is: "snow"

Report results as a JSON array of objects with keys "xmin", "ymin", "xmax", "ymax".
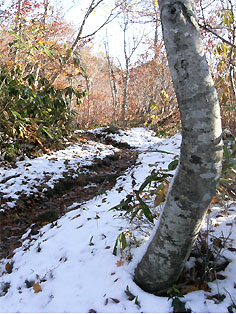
[{"xmin": 0, "ymin": 128, "xmax": 235, "ymax": 313}]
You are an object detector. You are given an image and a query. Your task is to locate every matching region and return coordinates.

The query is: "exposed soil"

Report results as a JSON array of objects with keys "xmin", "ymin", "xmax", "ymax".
[{"xmin": 0, "ymin": 147, "xmax": 139, "ymax": 259}]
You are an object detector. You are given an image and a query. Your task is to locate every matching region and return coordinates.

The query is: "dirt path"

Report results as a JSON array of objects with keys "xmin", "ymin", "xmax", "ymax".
[{"xmin": 0, "ymin": 148, "xmax": 139, "ymax": 259}]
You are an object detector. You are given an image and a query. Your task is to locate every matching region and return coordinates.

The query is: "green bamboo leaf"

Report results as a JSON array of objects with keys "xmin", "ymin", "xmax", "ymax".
[
  {"xmin": 42, "ymin": 127, "xmax": 53, "ymax": 139},
  {"xmin": 44, "ymin": 48, "xmax": 54, "ymax": 58},
  {"xmin": 8, "ymin": 30, "xmax": 20, "ymax": 40},
  {"xmin": 223, "ymin": 145, "xmax": 231, "ymax": 164},
  {"xmin": 138, "ymin": 173, "xmax": 158, "ymax": 192},
  {"xmin": 119, "ymin": 233, "xmax": 127, "ymax": 250},
  {"xmin": 113, "ymin": 238, "xmax": 118, "ymax": 256},
  {"xmin": 168, "ymin": 159, "xmax": 179, "ymax": 171},
  {"xmin": 136, "ymin": 194, "xmax": 153, "ymax": 223}
]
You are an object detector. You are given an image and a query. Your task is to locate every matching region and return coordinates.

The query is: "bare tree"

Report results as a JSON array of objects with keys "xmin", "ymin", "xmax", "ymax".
[
  {"xmin": 117, "ymin": 0, "xmax": 144, "ymax": 125},
  {"xmin": 103, "ymin": 35, "xmax": 119, "ymax": 122},
  {"xmin": 51, "ymin": 0, "xmax": 123, "ymax": 84}
]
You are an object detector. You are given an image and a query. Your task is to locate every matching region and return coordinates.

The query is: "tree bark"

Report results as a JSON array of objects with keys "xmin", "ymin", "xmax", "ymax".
[{"xmin": 134, "ymin": 0, "xmax": 223, "ymax": 293}]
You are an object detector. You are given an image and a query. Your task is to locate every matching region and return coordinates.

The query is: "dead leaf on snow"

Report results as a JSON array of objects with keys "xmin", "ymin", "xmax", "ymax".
[
  {"xmin": 211, "ymin": 195, "xmax": 220, "ymax": 204},
  {"xmin": 199, "ymin": 282, "xmax": 211, "ymax": 292},
  {"xmin": 110, "ymin": 298, "xmax": 120, "ymax": 303},
  {"xmin": 116, "ymin": 259, "xmax": 124, "ymax": 267},
  {"xmin": 71, "ymin": 214, "xmax": 81, "ymax": 220},
  {"xmin": 76, "ymin": 224, "xmax": 83, "ymax": 229},
  {"xmin": 33, "ymin": 282, "xmax": 42, "ymax": 293},
  {"xmin": 228, "ymin": 247, "xmax": 236, "ymax": 252},
  {"xmin": 5, "ymin": 262, "xmax": 13, "ymax": 274}
]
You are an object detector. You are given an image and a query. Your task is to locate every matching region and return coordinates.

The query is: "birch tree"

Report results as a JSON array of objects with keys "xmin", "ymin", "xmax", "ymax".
[{"xmin": 134, "ymin": 0, "xmax": 223, "ymax": 293}]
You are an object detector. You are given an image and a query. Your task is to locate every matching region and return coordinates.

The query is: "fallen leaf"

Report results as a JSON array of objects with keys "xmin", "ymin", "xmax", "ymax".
[
  {"xmin": 154, "ymin": 184, "xmax": 169, "ymax": 207},
  {"xmin": 211, "ymin": 195, "xmax": 220, "ymax": 204},
  {"xmin": 71, "ymin": 214, "xmax": 81, "ymax": 220},
  {"xmin": 199, "ymin": 282, "xmax": 211, "ymax": 292},
  {"xmin": 105, "ymin": 298, "xmax": 109, "ymax": 305},
  {"xmin": 116, "ymin": 260, "xmax": 124, "ymax": 267},
  {"xmin": 5, "ymin": 262, "xmax": 13, "ymax": 274},
  {"xmin": 125, "ymin": 286, "xmax": 135, "ymax": 301},
  {"xmin": 185, "ymin": 285, "xmax": 199, "ymax": 293},
  {"xmin": 33, "ymin": 282, "xmax": 42, "ymax": 293},
  {"xmin": 213, "ymin": 238, "xmax": 223, "ymax": 248},
  {"xmin": 110, "ymin": 298, "xmax": 120, "ymax": 303},
  {"xmin": 216, "ymin": 274, "xmax": 226, "ymax": 280},
  {"xmin": 89, "ymin": 309, "xmax": 97, "ymax": 313},
  {"xmin": 228, "ymin": 247, "xmax": 236, "ymax": 252},
  {"xmin": 76, "ymin": 224, "xmax": 83, "ymax": 229}
]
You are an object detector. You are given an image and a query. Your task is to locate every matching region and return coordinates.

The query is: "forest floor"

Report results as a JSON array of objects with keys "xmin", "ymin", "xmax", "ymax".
[{"xmin": 0, "ymin": 127, "xmax": 235, "ymax": 313}]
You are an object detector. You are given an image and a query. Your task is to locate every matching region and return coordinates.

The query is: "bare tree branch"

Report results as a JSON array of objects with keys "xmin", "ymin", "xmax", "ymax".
[
  {"xmin": 50, "ymin": 0, "xmax": 123, "ymax": 85},
  {"xmin": 199, "ymin": 23, "xmax": 236, "ymax": 49}
]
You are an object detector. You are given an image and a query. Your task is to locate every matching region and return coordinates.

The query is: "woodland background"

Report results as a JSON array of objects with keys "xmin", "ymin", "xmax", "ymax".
[{"xmin": 0, "ymin": 0, "xmax": 235, "ymax": 162}]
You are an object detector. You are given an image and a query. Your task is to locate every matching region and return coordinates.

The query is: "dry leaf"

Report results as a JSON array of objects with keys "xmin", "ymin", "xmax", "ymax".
[
  {"xmin": 211, "ymin": 195, "xmax": 220, "ymax": 204},
  {"xmin": 5, "ymin": 262, "xmax": 13, "ymax": 274},
  {"xmin": 89, "ymin": 309, "xmax": 97, "ymax": 313},
  {"xmin": 185, "ymin": 285, "xmax": 199, "ymax": 293},
  {"xmin": 213, "ymin": 238, "xmax": 223, "ymax": 248},
  {"xmin": 154, "ymin": 184, "xmax": 169, "ymax": 207},
  {"xmin": 216, "ymin": 274, "xmax": 226, "ymax": 280},
  {"xmin": 33, "ymin": 282, "xmax": 42, "ymax": 293},
  {"xmin": 199, "ymin": 282, "xmax": 211, "ymax": 292},
  {"xmin": 110, "ymin": 298, "xmax": 120, "ymax": 303},
  {"xmin": 116, "ymin": 260, "xmax": 124, "ymax": 267},
  {"xmin": 3, "ymin": 110, "xmax": 9, "ymax": 120},
  {"xmin": 71, "ymin": 214, "xmax": 81, "ymax": 220},
  {"xmin": 76, "ymin": 224, "xmax": 83, "ymax": 229}
]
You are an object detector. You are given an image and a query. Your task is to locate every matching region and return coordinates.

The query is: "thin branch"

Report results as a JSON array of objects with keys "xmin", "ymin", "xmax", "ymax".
[
  {"xmin": 71, "ymin": 0, "xmax": 104, "ymax": 51},
  {"xmin": 199, "ymin": 23, "xmax": 236, "ymax": 49},
  {"xmin": 81, "ymin": 9, "xmax": 120, "ymax": 41}
]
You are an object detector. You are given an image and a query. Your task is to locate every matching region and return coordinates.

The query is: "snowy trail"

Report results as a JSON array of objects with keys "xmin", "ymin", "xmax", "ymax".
[
  {"xmin": 0, "ymin": 140, "xmax": 120, "ymax": 212},
  {"xmin": 0, "ymin": 128, "xmax": 235, "ymax": 313}
]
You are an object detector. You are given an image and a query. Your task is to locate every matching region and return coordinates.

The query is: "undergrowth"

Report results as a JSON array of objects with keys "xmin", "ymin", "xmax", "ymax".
[{"xmin": 0, "ymin": 65, "xmax": 85, "ymax": 162}]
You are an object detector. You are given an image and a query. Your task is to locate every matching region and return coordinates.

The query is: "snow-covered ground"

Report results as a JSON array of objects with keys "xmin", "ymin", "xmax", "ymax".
[{"xmin": 0, "ymin": 128, "xmax": 235, "ymax": 313}]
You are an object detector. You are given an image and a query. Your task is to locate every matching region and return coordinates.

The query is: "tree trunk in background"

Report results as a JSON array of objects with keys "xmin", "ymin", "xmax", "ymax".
[{"xmin": 134, "ymin": 0, "xmax": 223, "ymax": 293}]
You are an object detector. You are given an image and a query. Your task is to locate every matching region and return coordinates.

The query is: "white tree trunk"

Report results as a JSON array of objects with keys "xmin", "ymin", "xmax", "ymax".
[{"xmin": 134, "ymin": 0, "xmax": 223, "ymax": 293}]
